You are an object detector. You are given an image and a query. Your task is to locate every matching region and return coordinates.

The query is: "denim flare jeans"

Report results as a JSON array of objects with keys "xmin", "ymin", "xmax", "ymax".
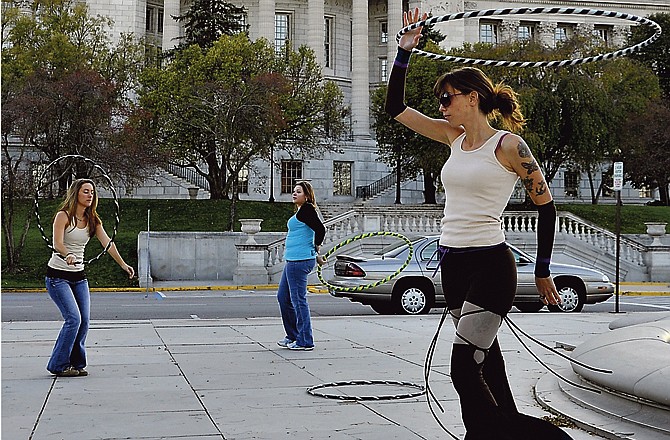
[
  {"xmin": 277, "ymin": 259, "xmax": 316, "ymax": 347},
  {"xmin": 45, "ymin": 276, "xmax": 90, "ymax": 373}
]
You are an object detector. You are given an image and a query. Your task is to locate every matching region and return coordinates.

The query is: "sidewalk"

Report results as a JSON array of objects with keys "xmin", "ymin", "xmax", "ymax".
[{"xmin": 3, "ymin": 311, "xmax": 668, "ymax": 440}]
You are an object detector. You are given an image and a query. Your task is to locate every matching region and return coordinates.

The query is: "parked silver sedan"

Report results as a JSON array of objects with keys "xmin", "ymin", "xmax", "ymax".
[{"xmin": 327, "ymin": 235, "xmax": 614, "ymax": 314}]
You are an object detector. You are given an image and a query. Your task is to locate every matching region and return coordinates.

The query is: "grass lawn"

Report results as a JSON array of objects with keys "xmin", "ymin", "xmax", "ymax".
[{"xmin": 2, "ymin": 199, "xmax": 668, "ymax": 289}]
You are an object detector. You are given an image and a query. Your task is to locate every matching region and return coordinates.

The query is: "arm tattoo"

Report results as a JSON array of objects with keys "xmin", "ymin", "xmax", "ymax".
[
  {"xmin": 517, "ymin": 140, "xmax": 531, "ymax": 158},
  {"xmin": 535, "ymin": 180, "xmax": 547, "ymax": 196},
  {"xmin": 522, "ymin": 160, "xmax": 539, "ymax": 175},
  {"xmin": 517, "ymin": 140, "xmax": 539, "ymax": 175},
  {"xmin": 522, "ymin": 176, "xmax": 534, "ymax": 193}
]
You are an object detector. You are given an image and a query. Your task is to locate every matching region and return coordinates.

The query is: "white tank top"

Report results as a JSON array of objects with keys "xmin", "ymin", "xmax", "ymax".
[
  {"xmin": 48, "ymin": 223, "xmax": 91, "ymax": 272},
  {"xmin": 440, "ymin": 130, "xmax": 519, "ymax": 247}
]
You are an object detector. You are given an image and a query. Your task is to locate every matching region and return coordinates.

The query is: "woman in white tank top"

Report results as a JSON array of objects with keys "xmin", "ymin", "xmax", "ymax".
[
  {"xmin": 45, "ymin": 179, "xmax": 135, "ymax": 377},
  {"xmin": 384, "ymin": 8, "xmax": 571, "ymax": 440}
]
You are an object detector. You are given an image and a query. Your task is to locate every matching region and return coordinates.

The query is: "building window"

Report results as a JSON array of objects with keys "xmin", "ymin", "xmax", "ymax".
[
  {"xmin": 275, "ymin": 13, "xmax": 291, "ymax": 53},
  {"xmin": 639, "ymin": 186, "xmax": 652, "ymax": 198},
  {"xmin": 145, "ymin": 5, "xmax": 164, "ymax": 34},
  {"xmin": 281, "ymin": 160, "xmax": 303, "ymax": 193},
  {"xmin": 479, "ymin": 22, "xmax": 498, "ymax": 44},
  {"xmin": 379, "ymin": 57, "xmax": 388, "ymax": 82},
  {"xmin": 594, "ymin": 25, "xmax": 610, "ymax": 45},
  {"xmin": 380, "ymin": 21, "xmax": 388, "ymax": 43},
  {"xmin": 518, "ymin": 24, "xmax": 534, "ymax": 41},
  {"xmin": 555, "ymin": 25, "xmax": 569, "ymax": 44},
  {"xmin": 333, "ymin": 161, "xmax": 353, "ymax": 196},
  {"xmin": 237, "ymin": 167, "xmax": 249, "ymax": 194},
  {"xmin": 564, "ymin": 171, "xmax": 580, "ymax": 197},
  {"xmin": 324, "ymin": 16, "xmax": 333, "ymax": 68}
]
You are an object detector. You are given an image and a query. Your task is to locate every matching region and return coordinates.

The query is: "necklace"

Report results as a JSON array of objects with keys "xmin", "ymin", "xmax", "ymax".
[{"xmin": 75, "ymin": 216, "xmax": 85, "ymax": 222}]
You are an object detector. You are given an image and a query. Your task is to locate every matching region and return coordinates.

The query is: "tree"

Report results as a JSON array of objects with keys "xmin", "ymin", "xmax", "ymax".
[
  {"xmin": 619, "ymin": 99, "xmax": 670, "ymax": 205},
  {"xmin": 139, "ymin": 34, "xmax": 348, "ymax": 228},
  {"xmin": 629, "ymin": 13, "xmax": 670, "ymax": 97},
  {"xmin": 1, "ymin": 0, "xmax": 159, "ymax": 273},
  {"xmin": 171, "ymin": 0, "xmax": 248, "ymax": 52}
]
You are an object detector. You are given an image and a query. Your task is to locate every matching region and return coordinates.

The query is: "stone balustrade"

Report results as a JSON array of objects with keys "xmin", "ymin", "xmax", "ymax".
[{"xmin": 137, "ymin": 206, "xmax": 669, "ymax": 286}]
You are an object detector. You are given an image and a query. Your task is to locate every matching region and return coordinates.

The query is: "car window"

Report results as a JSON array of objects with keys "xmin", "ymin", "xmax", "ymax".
[
  {"xmin": 420, "ymin": 239, "xmax": 439, "ymax": 261},
  {"xmin": 511, "ymin": 247, "xmax": 533, "ymax": 264},
  {"xmin": 376, "ymin": 236, "xmax": 426, "ymax": 258}
]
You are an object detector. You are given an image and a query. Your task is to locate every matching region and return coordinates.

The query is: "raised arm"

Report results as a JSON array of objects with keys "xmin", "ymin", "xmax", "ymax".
[{"xmin": 385, "ymin": 8, "xmax": 463, "ymax": 145}]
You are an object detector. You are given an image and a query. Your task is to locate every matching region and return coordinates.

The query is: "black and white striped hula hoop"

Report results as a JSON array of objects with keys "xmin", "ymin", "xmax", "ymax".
[
  {"xmin": 34, "ymin": 154, "xmax": 120, "ymax": 265},
  {"xmin": 397, "ymin": 7, "xmax": 662, "ymax": 67},
  {"xmin": 307, "ymin": 379, "xmax": 426, "ymax": 401}
]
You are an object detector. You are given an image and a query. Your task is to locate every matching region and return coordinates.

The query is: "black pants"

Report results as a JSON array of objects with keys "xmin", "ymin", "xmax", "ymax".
[{"xmin": 440, "ymin": 245, "xmax": 572, "ymax": 440}]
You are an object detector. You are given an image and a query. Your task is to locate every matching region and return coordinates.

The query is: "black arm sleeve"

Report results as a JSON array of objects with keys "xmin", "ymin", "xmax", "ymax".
[
  {"xmin": 385, "ymin": 47, "xmax": 411, "ymax": 118},
  {"xmin": 296, "ymin": 203, "xmax": 326, "ymax": 247},
  {"xmin": 534, "ymin": 200, "xmax": 556, "ymax": 278}
]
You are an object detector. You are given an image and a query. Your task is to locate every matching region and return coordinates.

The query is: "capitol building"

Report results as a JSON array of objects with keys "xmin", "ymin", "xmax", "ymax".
[{"xmin": 81, "ymin": 0, "xmax": 669, "ymax": 204}]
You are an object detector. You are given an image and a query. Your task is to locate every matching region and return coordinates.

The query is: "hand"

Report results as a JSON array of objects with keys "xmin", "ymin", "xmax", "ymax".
[
  {"xmin": 535, "ymin": 276, "xmax": 561, "ymax": 306},
  {"xmin": 124, "ymin": 265, "xmax": 135, "ymax": 279},
  {"xmin": 316, "ymin": 255, "xmax": 327, "ymax": 267},
  {"xmin": 65, "ymin": 253, "xmax": 77, "ymax": 266},
  {"xmin": 399, "ymin": 8, "xmax": 428, "ymax": 51}
]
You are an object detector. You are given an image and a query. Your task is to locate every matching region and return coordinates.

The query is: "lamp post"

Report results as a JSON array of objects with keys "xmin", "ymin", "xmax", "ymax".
[{"xmin": 269, "ymin": 138, "xmax": 275, "ymax": 203}]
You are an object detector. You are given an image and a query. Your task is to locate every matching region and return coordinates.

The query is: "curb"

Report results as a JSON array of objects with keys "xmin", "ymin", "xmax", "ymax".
[{"xmin": 3, "ymin": 284, "xmax": 333, "ymax": 294}]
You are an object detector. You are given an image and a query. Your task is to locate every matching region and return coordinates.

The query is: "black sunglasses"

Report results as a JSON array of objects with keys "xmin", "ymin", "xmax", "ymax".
[{"xmin": 439, "ymin": 92, "xmax": 465, "ymax": 107}]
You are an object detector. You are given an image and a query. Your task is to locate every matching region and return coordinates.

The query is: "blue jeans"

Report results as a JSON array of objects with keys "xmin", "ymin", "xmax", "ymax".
[
  {"xmin": 45, "ymin": 277, "xmax": 90, "ymax": 373},
  {"xmin": 277, "ymin": 259, "xmax": 316, "ymax": 347}
]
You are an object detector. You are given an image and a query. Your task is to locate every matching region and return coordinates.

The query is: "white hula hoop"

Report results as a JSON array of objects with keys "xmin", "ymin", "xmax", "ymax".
[{"xmin": 397, "ymin": 7, "xmax": 662, "ymax": 67}]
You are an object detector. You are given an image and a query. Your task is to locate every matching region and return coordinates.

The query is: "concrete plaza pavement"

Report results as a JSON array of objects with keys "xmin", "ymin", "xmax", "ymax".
[{"xmin": 3, "ymin": 306, "xmax": 669, "ymax": 440}]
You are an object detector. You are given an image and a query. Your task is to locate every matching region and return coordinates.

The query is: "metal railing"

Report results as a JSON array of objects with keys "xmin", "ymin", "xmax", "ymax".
[
  {"xmin": 165, "ymin": 163, "xmax": 210, "ymax": 192},
  {"xmin": 355, "ymin": 170, "xmax": 397, "ymax": 200}
]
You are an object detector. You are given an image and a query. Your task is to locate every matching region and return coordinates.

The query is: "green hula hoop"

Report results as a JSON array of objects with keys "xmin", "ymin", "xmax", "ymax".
[{"xmin": 316, "ymin": 231, "xmax": 413, "ymax": 293}]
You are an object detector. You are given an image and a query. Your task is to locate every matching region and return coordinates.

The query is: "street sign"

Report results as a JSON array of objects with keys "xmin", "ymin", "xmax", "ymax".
[{"xmin": 613, "ymin": 161, "xmax": 623, "ymax": 191}]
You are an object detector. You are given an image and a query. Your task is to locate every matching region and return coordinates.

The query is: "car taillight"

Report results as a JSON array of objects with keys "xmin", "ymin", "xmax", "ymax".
[{"xmin": 336, "ymin": 262, "xmax": 366, "ymax": 277}]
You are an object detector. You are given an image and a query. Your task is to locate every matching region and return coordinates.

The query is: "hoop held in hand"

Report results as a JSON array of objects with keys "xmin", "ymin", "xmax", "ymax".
[
  {"xmin": 316, "ymin": 231, "xmax": 413, "ymax": 292},
  {"xmin": 34, "ymin": 154, "xmax": 120, "ymax": 265},
  {"xmin": 397, "ymin": 7, "xmax": 662, "ymax": 67}
]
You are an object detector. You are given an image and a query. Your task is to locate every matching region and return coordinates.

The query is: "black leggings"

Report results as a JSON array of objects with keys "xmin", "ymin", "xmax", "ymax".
[{"xmin": 440, "ymin": 245, "xmax": 572, "ymax": 440}]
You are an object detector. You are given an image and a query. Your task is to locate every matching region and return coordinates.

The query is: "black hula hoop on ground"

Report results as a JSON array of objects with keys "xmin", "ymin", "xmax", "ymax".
[
  {"xmin": 397, "ymin": 7, "xmax": 662, "ymax": 67},
  {"xmin": 316, "ymin": 231, "xmax": 413, "ymax": 292},
  {"xmin": 307, "ymin": 379, "xmax": 426, "ymax": 401},
  {"xmin": 34, "ymin": 154, "xmax": 120, "ymax": 265}
]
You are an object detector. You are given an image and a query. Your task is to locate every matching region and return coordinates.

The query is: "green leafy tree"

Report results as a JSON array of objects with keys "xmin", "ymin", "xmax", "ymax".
[
  {"xmin": 1, "ymin": 0, "xmax": 155, "ymax": 273},
  {"xmin": 139, "ymin": 34, "xmax": 348, "ymax": 228},
  {"xmin": 619, "ymin": 99, "xmax": 670, "ymax": 205},
  {"xmin": 629, "ymin": 12, "xmax": 670, "ymax": 97}
]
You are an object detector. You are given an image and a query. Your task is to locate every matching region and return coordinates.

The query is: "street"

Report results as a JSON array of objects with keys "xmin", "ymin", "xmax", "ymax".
[{"xmin": 2, "ymin": 290, "xmax": 669, "ymax": 321}]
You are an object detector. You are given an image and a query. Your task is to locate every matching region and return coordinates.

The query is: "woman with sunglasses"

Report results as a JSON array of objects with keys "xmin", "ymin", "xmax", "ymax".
[
  {"xmin": 386, "ymin": 8, "xmax": 570, "ymax": 440},
  {"xmin": 46, "ymin": 179, "xmax": 135, "ymax": 377},
  {"xmin": 276, "ymin": 181, "xmax": 326, "ymax": 351}
]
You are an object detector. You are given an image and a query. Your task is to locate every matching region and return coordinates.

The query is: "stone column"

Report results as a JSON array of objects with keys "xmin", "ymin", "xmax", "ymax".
[
  {"xmin": 162, "ymin": 0, "xmax": 181, "ymax": 52},
  {"xmin": 308, "ymin": 0, "xmax": 325, "ymax": 67},
  {"xmin": 351, "ymin": 0, "xmax": 370, "ymax": 139},
  {"xmin": 537, "ymin": 22, "xmax": 557, "ymax": 47},
  {"xmin": 500, "ymin": 20, "xmax": 519, "ymax": 44},
  {"xmin": 257, "ymin": 0, "xmax": 275, "ymax": 45},
  {"xmin": 387, "ymin": 0, "xmax": 403, "ymax": 65}
]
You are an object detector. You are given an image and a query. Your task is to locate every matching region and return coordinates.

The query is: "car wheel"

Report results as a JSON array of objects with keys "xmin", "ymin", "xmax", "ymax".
[
  {"xmin": 392, "ymin": 281, "xmax": 433, "ymax": 315},
  {"xmin": 548, "ymin": 279, "xmax": 585, "ymax": 313},
  {"xmin": 369, "ymin": 302, "xmax": 396, "ymax": 315},
  {"xmin": 515, "ymin": 302, "xmax": 544, "ymax": 313}
]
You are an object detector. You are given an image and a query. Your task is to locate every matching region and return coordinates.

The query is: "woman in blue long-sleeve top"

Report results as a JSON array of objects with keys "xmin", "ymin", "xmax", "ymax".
[{"xmin": 276, "ymin": 181, "xmax": 326, "ymax": 351}]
